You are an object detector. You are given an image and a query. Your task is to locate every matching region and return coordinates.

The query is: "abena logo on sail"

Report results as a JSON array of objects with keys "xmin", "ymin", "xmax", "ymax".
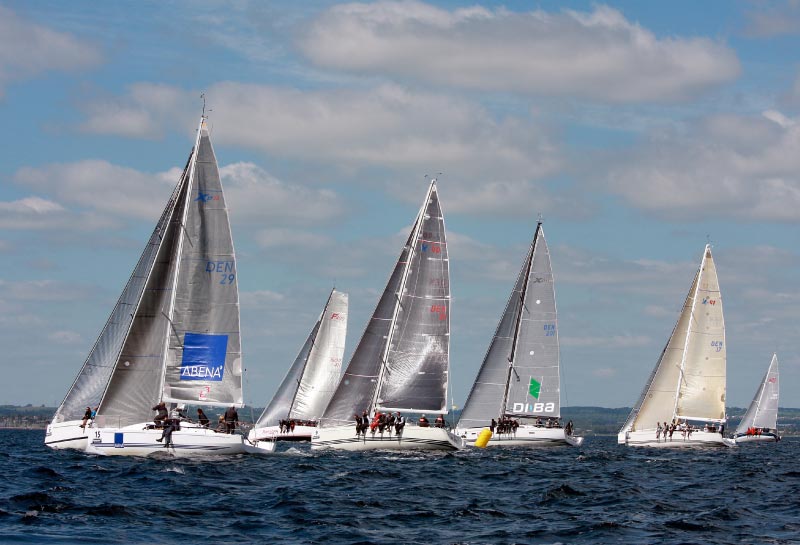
[{"xmin": 179, "ymin": 333, "xmax": 228, "ymax": 382}]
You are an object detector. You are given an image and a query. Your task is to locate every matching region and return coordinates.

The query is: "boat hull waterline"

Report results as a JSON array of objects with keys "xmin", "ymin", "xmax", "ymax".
[
  {"xmin": 249, "ymin": 424, "xmax": 317, "ymax": 442},
  {"xmin": 618, "ymin": 429, "xmax": 735, "ymax": 447},
  {"xmin": 457, "ymin": 425, "xmax": 583, "ymax": 447},
  {"xmin": 311, "ymin": 425, "xmax": 465, "ymax": 451},
  {"xmin": 733, "ymin": 433, "xmax": 780, "ymax": 443},
  {"xmin": 46, "ymin": 421, "xmax": 275, "ymax": 456}
]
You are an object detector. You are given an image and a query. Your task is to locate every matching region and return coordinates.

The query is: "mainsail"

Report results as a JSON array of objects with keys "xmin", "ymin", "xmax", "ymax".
[
  {"xmin": 621, "ymin": 245, "xmax": 726, "ymax": 433},
  {"xmin": 255, "ymin": 289, "xmax": 348, "ymax": 427},
  {"xmin": 458, "ymin": 222, "xmax": 560, "ymax": 428},
  {"xmin": 735, "ymin": 354, "xmax": 779, "ymax": 434},
  {"xmin": 321, "ymin": 180, "xmax": 450, "ymax": 424},
  {"xmin": 53, "ymin": 118, "xmax": 243, "ymax": 428}
]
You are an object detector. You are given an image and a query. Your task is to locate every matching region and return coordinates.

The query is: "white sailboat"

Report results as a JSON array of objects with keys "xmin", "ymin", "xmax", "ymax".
[
  {"xmin": 618, "ymin": 244, "xmax": 733, "ymax": 448},
  {"xmin": 311, "ymin": 179, "xmax": 464, "ymax": 451},
  {"xmin": 45, "ymin": 117, "xmax": 273, "ymax": 456},
  {"xmin": 249, "ymin": 289, "xmax": 348, "ymax": 443},
  {"xmin": 733, "ymin": 353, "xmax": 780, "ymax": 443},
  {"xmin": 455, "ymin": 222, "xmax": 582, "ymax": 447}
]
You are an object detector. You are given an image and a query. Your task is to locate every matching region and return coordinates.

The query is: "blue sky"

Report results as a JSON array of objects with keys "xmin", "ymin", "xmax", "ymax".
[{"xmin": 1, "ymin": 0, "xmax": 798, "ymax": 410}]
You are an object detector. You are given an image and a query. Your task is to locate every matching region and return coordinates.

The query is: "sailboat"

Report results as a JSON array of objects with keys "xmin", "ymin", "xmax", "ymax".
[
  {"xmin": 45, "ymin": 117, "xmax": 273, "ymax": 456},
  {"xmin": 618, "ymin": 244, "xmax": 733, "ymax": 447},
  {"xmin": 311, "ymin": 179, "xmax": 463, "ymax": 451},
  {"xmin": 455, "ymin": 222, "xmax": 582, "ymax": 447},
  {"xmin": 733, "ymin": 353, "xmax": 780, "ymax": 443},
  {"xmin": 249, "ymin": 289, "xmax": 348, "ymax": 442}
]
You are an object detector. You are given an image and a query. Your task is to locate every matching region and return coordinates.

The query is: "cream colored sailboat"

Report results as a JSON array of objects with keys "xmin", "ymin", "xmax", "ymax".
[{"xmin": 618, "ymin": 245, "xmax": 734, "ymax": 448}]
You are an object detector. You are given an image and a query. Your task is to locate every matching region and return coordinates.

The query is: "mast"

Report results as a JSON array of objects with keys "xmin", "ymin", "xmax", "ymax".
[
  {"xmin": 498, "ymin": 222, "xmax": 539, "ymax": 421},
  {"xmin": 158, "ymin": 117, "xmax": 204, "ymax": 402},
  {"xmin": 371, "ymin": 179, "xmax": 434, "ymax": 413}
]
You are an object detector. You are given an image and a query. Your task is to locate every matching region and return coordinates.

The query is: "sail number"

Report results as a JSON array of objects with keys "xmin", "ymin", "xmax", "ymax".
[
  {"xmin": 711, "ymin": 340, "xmax": 723, "ymax": 352},
  {"xmin": 206, "ymin": 260, "xmax": 235, "ymax": 285},
  {"xmin": 543, "ymin": 324, "xmax": 556, "ymax": 336}
]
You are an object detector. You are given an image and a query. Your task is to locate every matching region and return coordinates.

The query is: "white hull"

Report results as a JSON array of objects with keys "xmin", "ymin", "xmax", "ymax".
[
  {"xmin": 733, "ymin": 433, "xmax": 780, "ymax": 443},
  {"xmin": 456, "ymin": 425, "xmax": 583, "ymax": 447},
  {"xmin": 47, "ymin": 420, "xmax": 275, "ymax": 456},
  {"xmin": 249, "ymin": 424, "xmax": 316, "ymax": 442},
  {"xmin": 618, "ymin": 429, "xmax": 735, "ymax": 448},
  {"xmin": 45, "ymin": 420, "xmax": 91, "ymax": 451},
  {"xmin": 311, "ymin": 424, "xmax": 464, "ymax": 451}
]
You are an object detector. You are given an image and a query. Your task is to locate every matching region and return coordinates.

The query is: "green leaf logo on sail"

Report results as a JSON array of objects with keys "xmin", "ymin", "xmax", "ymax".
[{"xmin": 529, "ymin": 378, "xmax": 541, "ymax": 399}]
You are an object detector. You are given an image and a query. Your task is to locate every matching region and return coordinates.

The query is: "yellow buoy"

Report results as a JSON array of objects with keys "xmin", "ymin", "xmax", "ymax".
[{"xmin": 473, "ymin": 428, "xmax": 493, "ymax": 448}]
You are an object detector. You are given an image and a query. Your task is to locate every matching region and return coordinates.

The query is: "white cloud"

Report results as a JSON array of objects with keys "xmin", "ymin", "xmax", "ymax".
[
  {"xmin": 79, "ymin": 84, "xmax": 188, "ymax": 138},
  {"xmin": 562, "ymin": 334, "xmax": 650, "ymax": 348},
  {"xmin": 221, "ymin": 162, "xmax": 346, "ymax": 226},
  {"xmin": 255, "ymin": 228, "xmax": 333, "ymax": 249},
  {"xmin": 0, "ymin": 5, "xmax": 102, "ymax": 98},
  {"xmin": 607, "ymin": 111, "xmax": 800, "ymax": 222},
  {"xmin": 14, "ymin": 160, "xmax": 176, "ymax": 221},
  {"xmin": 0, "ymin": 196, "xmax": 116, "ymax": 231},
  {"xmin": 300, "ymin": 2, "xmax": 740, "ymax": 103},
  {"xmin": 48, "ymin": 330, "xmax": 82, "ymax": 344},
  {"xmin": 743, "ymin": 0, "xmax": 800, "ymax": 37},
  {"xmin": 77, "ymin": 82, "xmax": 562, "ymax": 216}
]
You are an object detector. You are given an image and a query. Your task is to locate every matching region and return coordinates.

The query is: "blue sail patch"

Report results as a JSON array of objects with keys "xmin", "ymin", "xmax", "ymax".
[{"xmin": 180, "ymin": 333, "xmax": 228, "ymax": 381}]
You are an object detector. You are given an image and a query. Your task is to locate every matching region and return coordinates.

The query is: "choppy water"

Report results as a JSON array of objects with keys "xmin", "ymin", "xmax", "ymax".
[{"xmin": 1, "ymin": 430, "xmax": 798, "ymax": 544}]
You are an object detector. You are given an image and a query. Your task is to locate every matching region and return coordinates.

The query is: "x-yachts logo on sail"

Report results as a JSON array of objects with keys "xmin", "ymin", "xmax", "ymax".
[
  {"xmin": 195, "ymin": 192, "xmax": 220, "ymax": 203},
  {"xmin": 180, "ymin": 333, "xmax": 228, "ymax": 381}
]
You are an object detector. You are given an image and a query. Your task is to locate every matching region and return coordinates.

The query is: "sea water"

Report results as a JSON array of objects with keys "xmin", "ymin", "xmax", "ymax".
[{"xmin": 1, "ymin": 430, "xmax": 798, "ymax": 544}]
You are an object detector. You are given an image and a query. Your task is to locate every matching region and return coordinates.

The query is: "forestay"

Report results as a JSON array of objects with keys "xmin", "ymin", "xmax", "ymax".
[
  {"xmin": 256, "ymin": 290, "xmax": 348, "ymax": 427},
  {"xmin": 735, "ymin": 354, "xmax": 779, "ymax": 434}
]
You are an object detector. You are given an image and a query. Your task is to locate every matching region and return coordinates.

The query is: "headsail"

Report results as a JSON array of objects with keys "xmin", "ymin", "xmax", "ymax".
[
  {"xmin": 321, "ymin": 180, "xmax": 449, "ymax": 424},
  {"xmin": 735, "ymin": 354, "xmax": 779, "ymax": 434},
  {"xmin": 53, "ymin": 144, "xmax": 192, "ymax": 426},
  {"xmin": 256, "ymin": 289, "xmax": 348, "ymax": 427},
  {"xmin": 621, "ymin": 244, "xmax": 725, "ymax": 434},
  {"xmin": 161, "ymin": 120, "xmax": 243, "ymax": 407}
]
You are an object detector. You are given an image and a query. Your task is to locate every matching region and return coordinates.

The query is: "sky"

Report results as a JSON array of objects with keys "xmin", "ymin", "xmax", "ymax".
[{"xmin": 0, "ymin": 0, "xmax": 799, "ymax": 412}]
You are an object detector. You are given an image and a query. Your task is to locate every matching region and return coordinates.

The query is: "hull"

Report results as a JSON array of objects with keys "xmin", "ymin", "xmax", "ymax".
[
  {"xmin": 311, "ymin": 425, "xmax": 464, "ymax": 451},
  {"xmin": 456, "ymin": 425, "xmax": 583, "ymax": 447},
  {"xmin": 248, "ymin": 424, "xmax": 316, "ymax": 442},
  {"xmin": 50, "ymin": 421, "xmax": 275, "ymax": 457},
  {"xmin": 45, "ymin": 420, "xmax": 91, "ymax": 451},
  {"xmin": 619, "ymin": 429, "xmax": 735, "ymax": 448},
  {"xmin": 734, "ymin": 433, "xmax": 780, "ymax": 443}
]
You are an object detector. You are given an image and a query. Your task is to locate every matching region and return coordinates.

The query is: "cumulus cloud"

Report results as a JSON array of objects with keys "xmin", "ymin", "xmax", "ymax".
[
  {"xmin": 743, "ymin": 0, "xmax": 800, "ymax": 37},
  {"xmin": 14, "ymin": 160, "xmax": 177, "ymax": 221},
  {"xmin": 607, "ymin": 111, "xmax": 800, "ymax": 222},
  {"xmin": 0, "ymin": 196, "xmax": 116, "ymax": 231},
  {"xmin": 0, "ymin": 5, "xmax": 102, "ymax": 98},
  {"xmin": 221, "ymin": 162, "xmax": 346, "ymax": 226},
  {"xmin": 300, "ymin": 1, "xmax": 740, "ymax": 102},
  {"xmin": 76, "ymin": 82, "xmax": 563, "ymax": 216},
  {"xmin": 48, "ymin": 330, "xmax": 82, "ymax": 344}
]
